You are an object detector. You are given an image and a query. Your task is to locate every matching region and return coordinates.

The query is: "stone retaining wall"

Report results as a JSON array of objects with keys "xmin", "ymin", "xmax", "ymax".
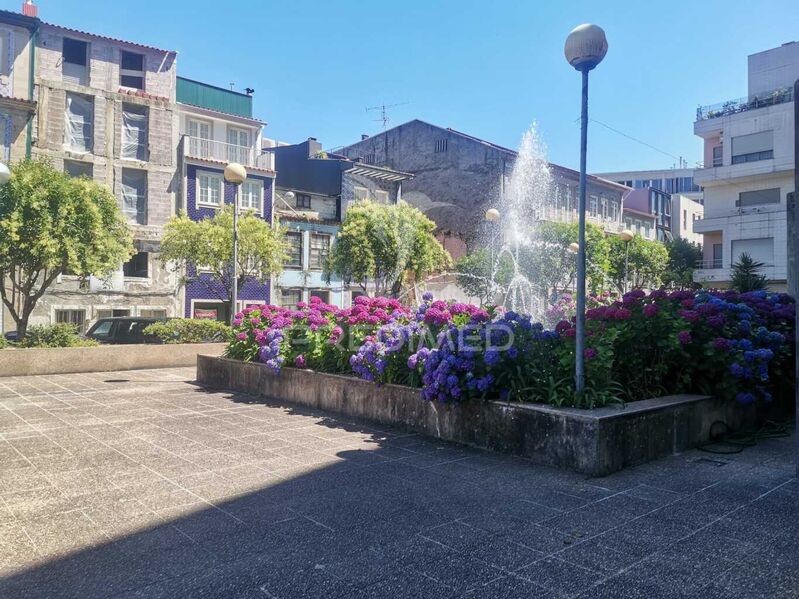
[
  {"xmin": 0, "ymin": 343, "xmax": 226, "ymax": 377},
  {"xmin": 197, "ymin": 355, "xmax": 753, "ymax": 476}
]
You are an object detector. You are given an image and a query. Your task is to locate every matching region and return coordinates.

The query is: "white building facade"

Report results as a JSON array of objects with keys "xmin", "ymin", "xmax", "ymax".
[{"xmin": 692, "ymin": 42, "xmax": 797, "ymax": 289}]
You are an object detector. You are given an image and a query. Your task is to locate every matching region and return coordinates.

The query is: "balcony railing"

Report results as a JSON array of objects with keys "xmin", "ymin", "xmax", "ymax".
[
  {"xmin": 182, "ymin": 136, "xmax": 274, "ymax": 170},
  {"xmin": 695, "ymin": 259, "xmax": 723, "ymax": 269},
  {"xmin": 696, "ymin": 86, "xmax": 794, "ymax": 121},
  {"xmin": 538, "ymin": 205, "xmax": 624, "ymax": 232}
]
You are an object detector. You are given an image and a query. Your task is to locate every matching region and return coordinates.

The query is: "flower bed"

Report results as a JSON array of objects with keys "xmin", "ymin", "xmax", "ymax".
[{"xmin": 223, "ymin": 290, "xmax": 795, "ymax": 410}]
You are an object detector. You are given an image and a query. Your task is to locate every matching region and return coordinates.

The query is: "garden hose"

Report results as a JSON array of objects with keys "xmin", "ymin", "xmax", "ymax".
[{"xmin": 697, "ymin": 419, "xmax": 793, "ymax": 454}]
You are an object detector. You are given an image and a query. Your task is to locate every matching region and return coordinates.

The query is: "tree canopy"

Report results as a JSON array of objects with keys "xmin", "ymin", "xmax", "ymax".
[
  {"xmin": 607, "ymin": 235, "xmax": 670, "ymax": 292},
  {"xmin": 663, "ymin": 238, "xmax": 702, "ymax": 289},
  {"xmin": 326, "ymin": 200, "xmax": 452, "ymax": 296},
  {"xmin": 454, "ymin": 248, "xmax": 513, "ymax": 304},
  {"xmin": 160, "ymin": 205, "xmax": 287, "ymax": 303},
  {"xmin": 0, "ymin": 159, "xmax": 133, "ymax": 338}
]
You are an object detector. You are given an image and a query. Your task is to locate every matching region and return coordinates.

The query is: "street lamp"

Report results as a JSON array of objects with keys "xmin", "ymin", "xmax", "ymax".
[
  {"xmin": 0, "ymin": 163, "xmax": 9, "ymax": 333},
  {"xmin": 224, "ymin": 162, "xmax": 247, "ymax": 326},
  {"xmin": 564, "ymin": 23, "xmax": 608, "ymax": 395},
  {"xmin": 619, "ymin": 229, "xmax": 634, "ymax": 292},
  {"xmin": 567, "ymin": 242, "xmax": 580, "ymax": 254}
]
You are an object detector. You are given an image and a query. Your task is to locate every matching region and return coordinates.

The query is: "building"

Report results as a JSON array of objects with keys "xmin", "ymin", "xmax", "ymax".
[
  {"xmin": 338, "ymin": 120, "xmax": 630, "ymax": 255},
  {"xmin": 594, "ymin": 167, "xmax": 703, "ymax": 204},
  {"xmin": 267, "ymin": 137, "xmax": 412, "ymax": 308},
  {"xmin": 672, "ymin": 194, "xmax": 704, "ymax": 245},
  {"xmin": 175, "ymin": 77, "xmax": 275, "ymax": 322},
  {"xmin": 0, "ymin": 5, "xmax": 38, "ymax": 163},
  {"xmin": 2, "ymin": 3, "xmax": 182, "ymax": 334},
  {"xmin": 692, "ymin": 42, "xmax": 797, "ymax": 289},
  {"xmin": 619, "ymin": 188, "xmax": 657, "ymax": 240}
]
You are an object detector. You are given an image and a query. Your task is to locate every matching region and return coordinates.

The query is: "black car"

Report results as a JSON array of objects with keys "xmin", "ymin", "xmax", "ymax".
[{"xmin": 85, "ymin": 317, "xmax": 165, "ymax": 344}]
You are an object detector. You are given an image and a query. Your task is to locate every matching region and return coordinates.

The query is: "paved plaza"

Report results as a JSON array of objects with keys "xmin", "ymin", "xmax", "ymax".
[{"xmin": 0, "ymin": 367, "xmax": 796, "ymax": 598}]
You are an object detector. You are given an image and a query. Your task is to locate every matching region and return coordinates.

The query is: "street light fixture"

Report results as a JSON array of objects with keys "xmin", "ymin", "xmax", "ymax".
[
  {"xmin": 619, "ymin": 229, "xmax": 634, "ymax": 293},
  {"xmin": 0, "ymin": 162, "xmax": 11, "ymax": 186},
  {"xmin": 564, "ymin": 23, "xmax": 608, "ymax": 396},
  {"xmin": 567, "ymin": 242, "xmax": 580, "ymax": 254},
  {"xmin": 224, "ymin": 162, "xmax": 247, "ymax": 326}
]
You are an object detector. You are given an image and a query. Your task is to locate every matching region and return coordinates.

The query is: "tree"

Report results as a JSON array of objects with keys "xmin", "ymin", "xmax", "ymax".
[
  {"xmin": 663, "ymin": 238, "xmax": 702, "ymax": 288},
  {"xmin": 0, "ymin": 159, "xmax": 133, "ymax": 338},
  {"xmin": 517, "ymin": 221, "xmax": 610, "ymax": 300},
  {"xmin": 454, "ymin": 249, "xmax": 513, "ymax": 304},
  {"xmin": 730, "ymin": 253, "xmax": 768, "ymax": 292},
  {"xmin": 160, "ymin": 206, "xmax": 287, "ymax": 311},
  {"xmin": 608, "ymin": 235, "xmax": 669, "ymax": 292},
  {"xmin": 326, "ymin": 200, "xmax": 451, "ymax": 296}
]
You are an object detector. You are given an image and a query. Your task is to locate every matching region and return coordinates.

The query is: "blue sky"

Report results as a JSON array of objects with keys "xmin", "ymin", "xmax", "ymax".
[{"xmin": 19, "ymin": 0, "xmax": 799, "ymax": 172}]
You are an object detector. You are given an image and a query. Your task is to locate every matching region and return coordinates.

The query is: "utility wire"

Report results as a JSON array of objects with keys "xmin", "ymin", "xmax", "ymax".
[{"xmin": 575, "ymin": 116, "xmax": 681, "ymax": 161}]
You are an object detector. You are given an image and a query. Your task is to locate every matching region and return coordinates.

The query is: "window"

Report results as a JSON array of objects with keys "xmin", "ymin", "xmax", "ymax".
[
  {"xmin": 120, "ymin": 51, "xmax": 144, "ymax": 90},
  {"xmin": 624, "ymin": 217, "xmax": 633, "ymax": 229},
  {"xmin": 609, "ymin": 200, "xmax": 618, "ymax": 221},
  {"xmin": 121, "ymin": 104, "xmax": 148, "ymax": 160},
  {"xmin": 732, "ymin": 238, "xmax": 774, "ymax": 266},
  {"xmin": 363, "ymin": 153, "xmax": 375, "ymax": 165},
  {"xmin": 644, "ymin": 221, "xmax": 652, "ymax": 238},
  {"xmin": 295, "ymin": 193, "xmax": 311, "ymax": 209},
  {"xmin": 89, "ymin": 320, "xmax": 114, "ymax": 340},
  {"xmin": 0, "ymin": 29, "xmax": 11, "ymax": 78},
  {"xmin": 227, "ymin": 127, "xmax": 250, "ymax": 163},
  {"xmin": 712, "ymin": 243, "xmax": 723, "ymax": 268},
  {"xmin": 187, "ymin": 119, "xmax": 211, "ymax": 157},
  {"xmin": 139, "ymin": 309, "xmax": 167, "ymax": 318},
  {"xmin": 241, "ymin": 181, "xmax": 263, "ymax": 213},
  {"xmin": 65, "ymin": 93, "xmax": 93, "ymax": 152},
  {"xmin": 285, "ymin": 231, "xmax": 303, "ymax": 268},
  {"xmin": 121, "ymin": 169, "xmax": 147, "ymax": 224},
  {"xmin": 737, "ymin": 188, "xmax": 780, "ymax": 207},
  {"xmin": 55, "ymin": 309, "xmax": 86, "ymax": 334},
  {"xmin": 353, "ymin": 186, "xmax": 368, "ymax": 201},
  {"xmin": 96, "ymin": 309, "xmax": 130, "ymax": 320},
  {"xmin": 280, "ymin": 288, "xmax": 302, "ymax": 308},
  {"xmin": 731, "ymin": 131, "xmax": 773, "ymax": 164},
  {"xmin": 64, "ymin": 160, "xmax": 92, "ymax": 179},
  {"xmin": 375, "ymin": 190, "xmax": 389, "ymax": 204},
  {"xmin": 62, "ymin": 38, "xmax": 88, "ymax": 86},
  {"xmin": 600, "ymin": 197, "xmax": 608, "ymax": 219},
  {"xmin": 123, "ymin": 252, "xmax": 149, "ymax": 278},
  {"xmin": 197, "ymin": 172, "xmax": 223, "ymax": 206},
  {"xmin": 309, "ymin": 233, "xmax": 330, "ymax": 270},
  {"xmin": 434, "ymin": 139, "xmax": 448, "ymax": 153},
  {"xmin": 589, "ymin": 195, "xmax": 598, "ymax": 217},
  {"xmin": 310, "ymin": 290, "xmax": 331, "ymax": 304},
  {"xmin": 712, "ymin": 146, "xmax": 723, "ymax": 167}
]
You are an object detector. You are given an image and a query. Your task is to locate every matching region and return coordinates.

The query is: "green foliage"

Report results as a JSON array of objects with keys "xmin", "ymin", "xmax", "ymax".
[
  {"xmin": 160, "ymin": 205, "xmax": 288, "ymax": 303},
  {"xmin": 0, "ymin": 335, "xmax": 8, "ymax": 349},
  {"xmin": 18, "ymin": 324, "xmax": 99, "ymax": 348},
  {"xmin": 143, "ymin": 319, "xmax": 232, "ymax": 344},
  {"xmin": 731, "ymin": 253, "xmax": 768, "ymax": 292},
  {"xmin": 326, "ymin": 200, "xmax": 451, "ymax": 295},
  {"xmin": 517, "ymin": 221, "xmax": 610, "ymax": 297},
  {"xmin": 607, "ymin": 235, "xmax": 669, "ymax": 292},
  {"xmin": 454, "ymin": 249, "xmax": 513, "ymax": 304},
  {"xmin": 663, "ymin": 238, "xmax": 702, "ymax": 288},
  {"xmin": 0, "ymin": 159, "xmax": 133, "ymax": 338}
]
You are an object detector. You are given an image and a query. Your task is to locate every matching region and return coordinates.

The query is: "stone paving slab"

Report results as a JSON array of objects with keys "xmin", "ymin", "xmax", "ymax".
[{"xmin": 0, "ymin": 367, "xmax": 796, "ymax": 598}]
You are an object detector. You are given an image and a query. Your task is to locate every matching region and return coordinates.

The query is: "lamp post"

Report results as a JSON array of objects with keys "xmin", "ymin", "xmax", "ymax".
[
  {"xmin": 0, "ymin": 163, "xmax": 9, "ymax": 334},
  {"xmin": 619, "ymin": 229, "xmax": 634, "ymax": 292},
  {"xmin": 224, "ymin": 162, "xmax": 247, "ymax": 326},
  {"xmin": 564, "ymin": 23, "xmax": 608, "ymax": 395}
]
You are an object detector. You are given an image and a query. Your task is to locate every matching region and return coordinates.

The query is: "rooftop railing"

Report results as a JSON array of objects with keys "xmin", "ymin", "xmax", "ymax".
[
  {"xmin": 181, "ymin": 136, "xmax": 274, "ymax": 170},
  {"xmin": 696, "ymin": 86, "xmax": 794, "ymax": 121}
]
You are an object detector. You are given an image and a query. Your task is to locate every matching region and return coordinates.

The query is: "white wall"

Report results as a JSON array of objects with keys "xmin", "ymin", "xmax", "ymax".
[{"xmin": 748, "ymin": 41, "xmax": 799, "ymax": 96}]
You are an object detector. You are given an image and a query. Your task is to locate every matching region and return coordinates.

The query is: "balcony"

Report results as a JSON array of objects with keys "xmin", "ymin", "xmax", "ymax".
[
  {"xmin": 182, "ymin": 136, "xmax": 274, "ymax": 171},
  {"xmin": 696, "ymin": 86, "xmax": 793, "ymax": 121},
  {"xmin": 693, "ymin": 261, "xmax": 784, "ymax": 285}
]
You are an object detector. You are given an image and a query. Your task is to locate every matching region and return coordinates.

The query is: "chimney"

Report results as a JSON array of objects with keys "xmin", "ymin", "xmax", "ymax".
[
  {"xmin": 361, "ymin": 134, "xmax": 369, "ymax": 141},
  {"xmin": 21, "ymin": 0, "xmax": 38, "ymax": 17}
]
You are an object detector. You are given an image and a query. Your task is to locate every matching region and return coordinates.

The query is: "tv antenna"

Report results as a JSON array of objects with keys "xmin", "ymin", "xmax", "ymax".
[{"xmin": 366, "ymin": 102, "xmax": 409, "ymax": 130}]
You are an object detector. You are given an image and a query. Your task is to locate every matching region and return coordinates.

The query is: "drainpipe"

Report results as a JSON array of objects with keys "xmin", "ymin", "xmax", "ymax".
[{"xmin": 25, "ymin": 20, "xmax": 39, "ymax": 159}]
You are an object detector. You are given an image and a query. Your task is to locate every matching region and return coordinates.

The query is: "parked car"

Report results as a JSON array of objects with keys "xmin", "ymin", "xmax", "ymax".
[{"xmin": 85, "ymin": 317, "xmax": 166, "ymax": 344}]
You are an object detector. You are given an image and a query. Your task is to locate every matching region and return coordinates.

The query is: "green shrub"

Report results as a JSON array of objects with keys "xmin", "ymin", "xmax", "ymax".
[
  {"xmin": 19, "ymin": 324, "xmax": 99, "ymax": 348},
  {"xmin": 143, "ymin": 319, "xmax": 232, "ymax": 344},
  {"xmin": 0, "ymin": 335, "xmax": 8, "ymax": 349}
]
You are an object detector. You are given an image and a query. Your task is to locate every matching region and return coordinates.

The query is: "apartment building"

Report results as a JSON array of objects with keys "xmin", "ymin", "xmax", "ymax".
[
  {"xmin": 268, "ymin": 138, "xmax": 412, "ymax": 308},
  {"xmin": 692, "ymin": 42, "xmax": 797, "ymax": 289},
  {"xmin": 176, "ymin": 77, "xmax": 275, "ymax": 322},
  {"xmin": 0, "ymin": 5, "xmax": 37, "ymax": 163},
  {"xmin": 338, "ymin": 120, "xmax": 630, "ymax": 257},
  {"xmin": 594, "ymin": 167, "xmax": 703, "ymax": 203},
  {"xmin": 1, "ymin": 3, "xmax": 182, "ymax": 333}
]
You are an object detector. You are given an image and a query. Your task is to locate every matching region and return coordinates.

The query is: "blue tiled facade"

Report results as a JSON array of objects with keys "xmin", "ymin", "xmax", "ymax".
[{"xmin": 184, "ymin": 164, "xmax": 275, "ymax": 318}]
